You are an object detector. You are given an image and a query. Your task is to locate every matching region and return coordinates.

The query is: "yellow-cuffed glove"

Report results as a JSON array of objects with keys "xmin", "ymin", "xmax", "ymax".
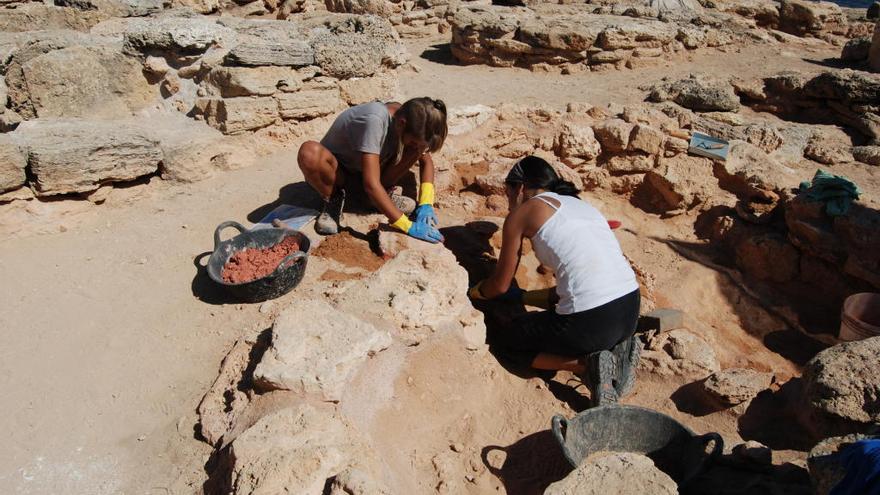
[
  {"xmin": 391, "ymin": 213, "xmax": 443, "ymax": 244},
  {"xmin": 413, "ymin": 183, "xmax": 438, "ymax": 226}
]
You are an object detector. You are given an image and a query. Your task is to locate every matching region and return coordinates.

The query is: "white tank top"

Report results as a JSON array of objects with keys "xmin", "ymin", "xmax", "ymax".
[{"xmin": 530, "ymin": 192, "xmax": 639, "ymax": 315}]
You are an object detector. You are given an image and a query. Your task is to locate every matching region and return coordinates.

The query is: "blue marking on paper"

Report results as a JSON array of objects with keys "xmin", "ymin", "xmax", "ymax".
[
  {"xmin": 251, "ymin": 204, "xmax": 319, "ymax": 231},
  {"xmin": 689, "ymin": 132, "xmax": 730, "ymax": 162}
]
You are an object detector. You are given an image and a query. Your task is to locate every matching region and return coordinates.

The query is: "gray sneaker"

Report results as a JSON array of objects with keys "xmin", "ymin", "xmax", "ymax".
[
  {"xmin": 586, "ymin": 350, "xmax": 619, "ymax": 407},
  {"xmin": 611, "ymin": 335, "xmax": 641, "ymax": 398},
  {"xmin": 390, "ymin": 191, "xmax": 416, "ymax": 216},
  {"xmin": 315, "ymin": 189, "xmax": 345, "ymax": 236}
]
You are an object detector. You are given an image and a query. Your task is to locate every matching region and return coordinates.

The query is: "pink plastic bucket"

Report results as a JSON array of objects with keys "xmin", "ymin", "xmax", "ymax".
[{"xmin": 840, "ymin": 293, "xmax": 880, "ymax": 342}]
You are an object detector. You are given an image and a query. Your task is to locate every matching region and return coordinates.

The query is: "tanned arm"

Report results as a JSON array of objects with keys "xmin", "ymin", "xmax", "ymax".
[{"xmin": 361, "ymin": 152, "xmax": 403, "ymax": 222}]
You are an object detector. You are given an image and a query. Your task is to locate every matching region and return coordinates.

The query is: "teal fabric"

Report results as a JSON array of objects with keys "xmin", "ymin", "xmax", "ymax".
[{"xmin": 798, "ymin": 169, "xmax": 861, "ymax": 217}]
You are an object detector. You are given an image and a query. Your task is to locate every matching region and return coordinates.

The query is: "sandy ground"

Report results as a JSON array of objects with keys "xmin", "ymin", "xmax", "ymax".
[{"xmin": 0, "ymin": 35, "xmax": 846, "ymax": 493}]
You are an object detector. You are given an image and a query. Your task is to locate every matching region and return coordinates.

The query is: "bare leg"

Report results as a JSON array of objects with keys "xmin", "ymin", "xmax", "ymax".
[
  {"xmin": 380, "ymin": 145, "xmax": 421, "ymax": 189},
  {"xmin": 297, "ymin": 140, "xmax": 345, "ymax": 201},
  {"xmin": 531, "ymin": 353, "xmax": 585, "ymax": 374}
]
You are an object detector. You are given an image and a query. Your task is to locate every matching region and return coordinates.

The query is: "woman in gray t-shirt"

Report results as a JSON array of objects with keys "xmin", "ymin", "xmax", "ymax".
[{"xmin": 297, "ymin": 97, "xmax": 448, "ymax": 244}]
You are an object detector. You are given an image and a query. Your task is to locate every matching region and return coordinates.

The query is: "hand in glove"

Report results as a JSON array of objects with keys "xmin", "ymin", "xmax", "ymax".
[
  {"xmin": 392, "ymin": 214, "xmax": 443, "ymax": 244},
  {"xmin": 414, "ymin": 204, "xmax": 438, "ymax": 226}
]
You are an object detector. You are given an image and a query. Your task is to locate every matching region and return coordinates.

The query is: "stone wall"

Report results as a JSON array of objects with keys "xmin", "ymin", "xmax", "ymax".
[
  {"xmin": 449, "ymin": 4, "xmax": 739, "ymax": 71},
  {"xmin": 435, "ymin": 98, "xmax": 879, "ymax": 333},
  {"xmin": 0, "ymin": 7, "xmax": 406, "ymax": 199}
]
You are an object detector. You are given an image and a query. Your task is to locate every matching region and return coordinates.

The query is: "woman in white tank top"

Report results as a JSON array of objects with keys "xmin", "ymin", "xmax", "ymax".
[{"xmin": 468, "ymin": 156, "xmax": 641, "ymax": 405}]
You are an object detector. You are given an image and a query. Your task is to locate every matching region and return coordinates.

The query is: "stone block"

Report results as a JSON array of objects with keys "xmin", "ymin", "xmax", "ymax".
[
  {"xmin": 0, "ymin": 136, "xmax": 27, "ymax": 193},
  {"xmin": 12, "ymin": 118, "xmax": 162, "ymax": 196},
  {"xmin": 253, "ymin": 298, "xmax": 392, "ymax": 400},
  {"xmin": 197, "ymin": 97, "xmax": 279, "ymax": 134},
  {"xmin": 277, "ymin": 88, "xmax": 344, "ymax": 120},
  {"xmin": 637, "ymin": 308, "xmax": 684, "ymax": 333}
]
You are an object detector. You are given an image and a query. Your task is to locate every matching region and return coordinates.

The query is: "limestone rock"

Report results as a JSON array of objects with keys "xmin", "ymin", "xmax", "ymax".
[
  {"xmin": 605, "ymin": 153, "xmax": 655, "ymax": 174},
  {"xmin": 713, "ymin": 140, "xmax": 798, "ymax": 201},
  {"xmin": 227, "ymin": 403, "xmax": 384, "ymax": 494},
  {"xmin": 743, "ymin": 123, "xmax": 785, "ymax": 153},
  {"xmin": 650, "ymin": 0, "xmax": 701, "ymax": 13},
  {"xmin": 852, "ymin": 145, "xmax": 880, "ymax": 165},
  {"xmin": 56, "ymin": 0, "xmax": 166, "ymax": 17},
  {"xmin": 337, "ymin": 72, "xmax": 399, "ymax": 105},
  {"xmin": 325, "ymin": 0, "xmax": 394, "ymax": 16},
  {"xmin": 801, "ymin": 70, "xmax": 880, "ymax": 104},
  {"xmin": 196, "ymin": 97, "xmax": 279, "ymax": 134},
  {"xmin": 593, "ymin": 119, "xmax": 634, "ymax": 153},
  {"xmin": 779, "ymin": 0, "xmax": 847, "ymax": 37},
  {"xmin": 309, "ymin": 15, "xmax": 406, "ymax": 79},
  {"xmin": 804, "ymin": 131, "xmax": 854, "ymax": 165},
  {"xmin": 277, "ymin": 88, "xmax": 345, "ymax": 120},
  {"xmin": 447, "ymin": 104, "xmax": 495, "ymax": 136},
  {"xmin": 628, "ymin": 124, "xmax": 665, "ymax": 155},
  {"xmin": 12, "ymin": 118, "xmax": 162, "ymax": 196},
  {"xmin": 702, "ymin": 368, "xmax": 774, "ymax": 407},
  {"xmin": 206, "ymin": 66, "xmax": 301, "ymax": 97},
  {"xmin": 801, "ymin": 336, "xmax": 880, "ymax": 437},
  {"xmin": 0, "ymin": 4, "xmax": 106, "ymax": 33},
  {"xmin": 328, "ymin": 467, "xmax": 391, "ymax": 495},
  {"xmin": 557, "ymin": 123, "xmax": 601, "ymax": 160},
  {"xmin": 170, "ymin": 0, "xmax": 219, "ymax": 14},
  {"xmin": 0, "ymin": 136, "xmax": 27, "ymax": 193},
  {"xmin": 841, "ymin": 37, "xmax": 871, "ymax": 62},
  {"xmin": 123, "ymin": 16, "xmax": 235, "ymax": 54},
  {"xmin": 784, "ymin": 196, "xmax": 844, "ymax": 265},
  {"xmin": 640, "ymin": 328, "xmax": 720, "ymax": 378},
  {"xmin": 641, "ymin": 154, "xmax": 714, "ymax": 211},
  {"xmin": 224, "ymin": 19, "xmax": 314, "ymax": 67},
  {"xmin": 735, "ymin": 232, "xmax": 800, "ymax": 283},
  {"xmin": 545, "ymin": 452, "xmax": 677, "ymax": 495},
  {"xmin": 8, "ymin": 44, "xmax": 154, "ymax": 119},
  {"xmin": 253, "ymin": 298, "xmax": 391, "ymax": 400},
  {"xmin": 731, "ymin": 441, "xmax": 773, "ymax": 468},
  {"xmin": 648, "ymin": 74, "xmax": 741, "ymax": 112},
  {"xmin": 149, "ymin": 114, "xmax": 237, "ymax": 183},
  {"xmin": 335, "ymin": 239, "xmax": 485, "ymax": 346},
  {"xmin": 870, "ymin": 22, "xmax": 880, "ymax": 72}
]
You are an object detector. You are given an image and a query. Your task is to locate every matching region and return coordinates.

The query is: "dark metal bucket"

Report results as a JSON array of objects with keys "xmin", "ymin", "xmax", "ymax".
[
  {"xmin": 551, "ymin": 404, "xmax": 723, "ymax": 486},
  {"xmin": 207, "ymin": 221, "xmax": 310, "ymax": 303}
]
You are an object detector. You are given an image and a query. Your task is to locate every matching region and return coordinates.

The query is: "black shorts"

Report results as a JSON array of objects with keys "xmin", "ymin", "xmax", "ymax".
[{"xmin": 488, "ymin": 289, "xmax": 641, "ymax": 367}]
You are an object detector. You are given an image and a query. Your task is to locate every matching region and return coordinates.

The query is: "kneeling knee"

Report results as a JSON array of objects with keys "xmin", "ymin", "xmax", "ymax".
[{"xmin": 297, "ymin": 141, "xmax": 322, "ymax": 170}]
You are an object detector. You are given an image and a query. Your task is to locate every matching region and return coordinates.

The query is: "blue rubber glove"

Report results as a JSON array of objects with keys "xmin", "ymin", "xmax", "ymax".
[
  {"xmin": 414, "ymin": 204, "xmax": 438, "ymax": 226},
  {"xmin": 408, "ymin": 220, "xmax": 444, "ymax": 244}
]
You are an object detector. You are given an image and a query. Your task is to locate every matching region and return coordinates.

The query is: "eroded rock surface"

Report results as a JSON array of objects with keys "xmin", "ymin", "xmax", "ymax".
[
  {"xmin": 702, "ymin": 368, "xmax": 774, "ymax": 407},
  {"xmin": 545, "ymin": 452, "xmax": 678, "ymax": 495},
  {"xmin": 225, "ymin": 403, "xmax": 386, "ymax": 494},
  {"xmin": 253, "ymin": 298, "xmax": 392, "ymax": 401},
  {"xmin": 801, "ymin": 337, "xmax": 880, "ymax": 438}
]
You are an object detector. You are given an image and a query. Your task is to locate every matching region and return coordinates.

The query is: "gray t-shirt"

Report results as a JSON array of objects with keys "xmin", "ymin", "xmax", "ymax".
[{"xmin": 320, "ymin": 101, "xmax": 391, "ymax": 173}]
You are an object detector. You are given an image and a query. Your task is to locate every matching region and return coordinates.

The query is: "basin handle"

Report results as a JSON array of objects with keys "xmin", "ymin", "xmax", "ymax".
[
  {"xmin": 699, "ymin": 432, "xmax": 724, "ymax": 461},
  {"xmin": 213, "ymin": 221, "xmax": 248, "ymax": 251},
  {"xmin": 551, "ymin": 415, "xmax": 578, "ymax": 468},
  {"xmin": 277, "ymin": 250, "xmax": 307, "ymax": 272}
]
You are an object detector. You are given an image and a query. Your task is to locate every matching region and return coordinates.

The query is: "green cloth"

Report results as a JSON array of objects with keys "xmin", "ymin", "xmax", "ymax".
[{"xmin": 798, "ymin": 169, "xmax": 861, "ymax": 217}]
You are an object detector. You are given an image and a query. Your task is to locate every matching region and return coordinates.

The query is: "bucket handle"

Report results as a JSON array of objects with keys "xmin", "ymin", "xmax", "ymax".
[
  {"xmin": 213, "ymin": 221, "xmax": 248, "ymax": 251},
  {"xmin": 681, "ymin": 432, "xmax": 725, "ymax": 486},
  {"xmin": 551, "ymin": 415, "xmax": 579, "ymax": 468},
  {"xmin": 698, "ymin": 432, "xmax": 724, "ymax": 461},
  {"xmin": 277, "ymin": 250, "xmax": 307, "ymax": 272}
]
